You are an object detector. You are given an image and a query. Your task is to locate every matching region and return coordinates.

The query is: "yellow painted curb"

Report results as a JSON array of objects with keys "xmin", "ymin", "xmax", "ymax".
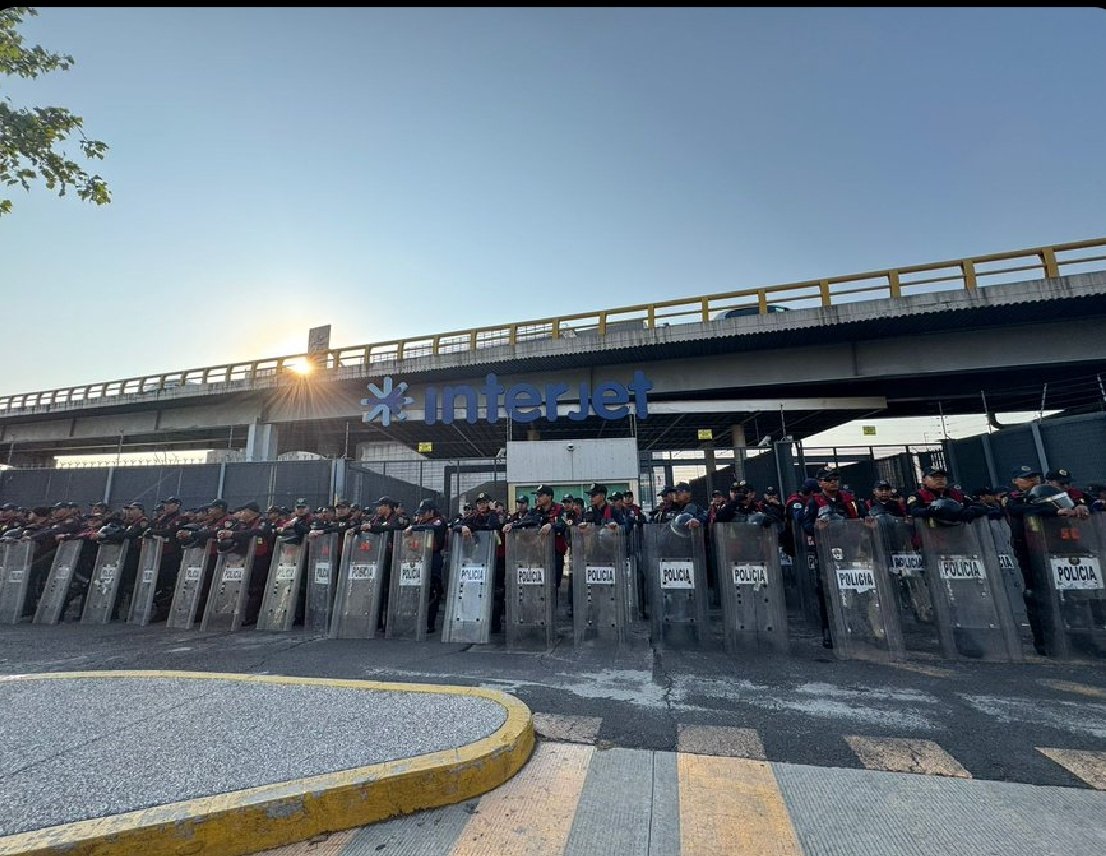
[{"xmin": 0, "ymin": 670, "xmax": 535, "ymax": 856}]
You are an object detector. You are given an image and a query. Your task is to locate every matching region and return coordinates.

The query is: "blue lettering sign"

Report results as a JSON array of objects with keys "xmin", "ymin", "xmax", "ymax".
[{"xmin": 365, "ymin": 372, "xmax": 652, "ymax": 426}]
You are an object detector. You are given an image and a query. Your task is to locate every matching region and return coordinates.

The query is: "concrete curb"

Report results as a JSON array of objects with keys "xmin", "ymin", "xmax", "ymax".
[{"xmin": 0, "ymin": 670, "xmax": 536, "ymax": 856}]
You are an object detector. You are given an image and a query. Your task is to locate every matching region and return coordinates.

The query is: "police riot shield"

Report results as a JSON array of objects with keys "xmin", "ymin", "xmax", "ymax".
[
  {"xmin": 815, "ymin": 518, "xmax": 905, "ymax": 662},
  {"xmin": 257, "ymin": 540, "xmax": 307, "ymax": 632},
  {"xmin": 127, "ymin": 536, "xmax": 165, "ymax": 626},
  {"xmin": 917, "ymin": 522, "xmax": 1023, "ymax": 662},
  {"xmin": 386, "ymin": 530, "xmax": 434, "ymax": 641},
  {"xmin": 329, "ymin": 531, "xmax": 390, "ymax": 639},
  {"xmin": 1027, "ymin": 516, "xmax": 1106, "ymax": 659},
  {"xmin": 0, "ymin": 540, "xmax": 34, "ymax": 624},
  {"xmin": 571, "ymin": 524, "xmax": 626, "ymax": 646},
  {"xmin": 80, "ymin": 541, "xmax": 130, "ymax": 624},
  {"xmin": 643, "ymin": 522, "xmax": 709, "ymax": 647},
  {"xmin": 166, "ymin": 544, "xmax": 211, "ymax": 629},
  {"xmin": 874, "ymin": 517, "xmax": 934, "ymax": 641},
  {"xmin": 200, "ymin": 540, "xmax": 257, "ymax": 633},
  {"xmin": 504, "ymin": 528, "xmax": 555, "ymax": 649},
  {"xmin": 624, "ymin": 526, "xmax": 642, "ymax": 622},
  {"xmin": 305, "ymin": 533, "xmax": 340, "ymax": 634},
  {"xmin": 790, "ymin": 521, "xmax": 823, "ymax": 629},
  {"xmin": 712, "ymin": 522, "xmax": 788, "ymax": 655},
  {"xmin": 977, "ymin": 518, "xmax": 1032, "ymax": 643},
  {"xmin": 33, "ymin": 540, "xmax": 87, "ymax": 625},
  {"xmin": 442, "ymin": 530, "xmax": 497, "ymax": 644}
]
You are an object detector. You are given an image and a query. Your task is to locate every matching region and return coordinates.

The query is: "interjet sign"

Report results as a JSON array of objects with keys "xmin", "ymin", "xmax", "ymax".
[{"xmin": 362, "ymin": 372, "xmax": 652, "ymax": 427}]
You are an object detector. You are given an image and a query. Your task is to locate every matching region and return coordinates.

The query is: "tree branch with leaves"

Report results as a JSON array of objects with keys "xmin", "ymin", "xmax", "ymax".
[{"xmin": 0, "ymin": 7, "xmax": 110, "ymax": 216}]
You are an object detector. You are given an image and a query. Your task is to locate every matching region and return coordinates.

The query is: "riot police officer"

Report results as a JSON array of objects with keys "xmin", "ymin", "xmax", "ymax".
[
  {"xmin": 1046, "ymin": 469, "xmax": 1090, "ymax": 508},
  {"xmin": 214, "ymin": 501, "xmax": 275, "ymax": 626},
  {"xmin": 277, "ymin": 498, "xmax": 314, "ymax": 545},
  {"xmin": 906, "ymin": 467, "xmax": 981, "ymax": 527},
  {"xmin": 866, "ymin": 481, "xmax": 906, "ymax": 517},
  {"xmin": 505, "ymin": 484, "xmax": 567, "ymax": 608},
  {"xmin": 406, "ymin": 499, "xmax": 448, "ymax": 634},
  {"xmin": 1005, "ymin": 465, "xmax": 1090, "ymax": 654},
  {"xmin": 803, "ymin": 469, "xmax": 860, "ymax": 648}
]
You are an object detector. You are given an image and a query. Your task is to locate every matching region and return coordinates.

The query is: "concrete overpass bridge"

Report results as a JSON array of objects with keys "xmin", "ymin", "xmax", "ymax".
[{"xmin": 3, "ymin": 237, "xmax": 1106, "ymax": 466}]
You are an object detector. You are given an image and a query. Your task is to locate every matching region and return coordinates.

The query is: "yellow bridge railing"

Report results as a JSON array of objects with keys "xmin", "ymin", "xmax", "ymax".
[{"xmin": 2, "ymin": 237, "xmax": 1105, "ymax": 415}]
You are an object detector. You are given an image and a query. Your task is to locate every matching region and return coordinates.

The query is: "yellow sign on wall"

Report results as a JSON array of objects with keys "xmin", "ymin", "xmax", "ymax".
[
  {"xmin": 861, "ymin": 426, "xmax": 877, "ymax": 437},
  {"xmin": 697, "ymin": 428, "xmax": 713, "ymax": 440},
  {"xmin": 418, "ymin": 441, "xmax": 433, "ymax": 453}
]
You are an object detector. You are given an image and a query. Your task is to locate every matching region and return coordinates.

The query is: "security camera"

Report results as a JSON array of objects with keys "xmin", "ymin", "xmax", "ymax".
[{"xmin": 566, "ymin": 443, "xmax": 575, "ymax": 451}]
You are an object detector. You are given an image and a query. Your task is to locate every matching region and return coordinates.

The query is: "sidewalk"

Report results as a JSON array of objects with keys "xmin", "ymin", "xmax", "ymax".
[
  {"xmin": 258, "ymin": 740, "xmax": 1106, "ymax": 856},
  {"xmin": 0, "ymin": 671, "xmax": 533, "ymax": 856}
]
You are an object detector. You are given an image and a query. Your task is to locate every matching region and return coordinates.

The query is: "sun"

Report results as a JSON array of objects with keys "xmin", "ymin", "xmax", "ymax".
[{"xmin": 287, "ymin": 358, "xmax": 314, "ymax": 376}]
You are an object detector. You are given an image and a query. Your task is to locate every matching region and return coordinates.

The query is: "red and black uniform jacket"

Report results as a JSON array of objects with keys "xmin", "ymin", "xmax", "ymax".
[
  {"xmin": 511, "ymin": 502, "xmax": 566, "ymax": 554},
  {"xmin": 803, "ymin": 490, "xmax": 860, "ymax": 534}
]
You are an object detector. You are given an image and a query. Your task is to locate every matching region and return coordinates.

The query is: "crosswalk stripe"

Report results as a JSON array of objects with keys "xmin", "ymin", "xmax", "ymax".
[
  {"xmin": 844, "ymin": 736, "xmax": 971, "ymax": 778},
  {"xmin": 1037, "ymin": 748, "xmax": 1106, "ymax": 789},
  {"xmin": 1038, "ymin": 679, "xmax": 1106, "ymax": 700},
  {"xmin": 677, "ymin": 754, "xmax": 803, "ymax": 856},
  {"xmin": 448, "ymin": 742, "xmax": 593, "ymax": 856},
  {"xmin": 887, "ymin": 661, "xmax": 955, "ymax": 678},
  {"xmin": 563, "ymin": 747, "xmax": 655, "ymax": 855},
  {"xmin": 533, "ymin": 712, "xmax": 603, "ymax": 744},
  {"xmin": 676, "ymin": 724, "xmax": 767, "ymax": 760}
]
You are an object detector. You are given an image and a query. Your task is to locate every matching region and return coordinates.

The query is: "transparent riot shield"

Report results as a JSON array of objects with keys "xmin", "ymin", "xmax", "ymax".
[
  {"xmin": 442, "ymin": 530, "xmax": 497, "ymax": 644},
  {"xmin": 200, "ymin": 541, "xmax": 257, "ymax": 633},
  {"xmin": 1027, "ymin": 516, "xmax": 1106, "ymax": 660},
  {"xmin": 127, "ymin": 536, "xmax": 165, "ymax": 626},
  {"xmin": 624, "ymin": 526, "xmax": 642, "ymax": 621},
  {"xmin": 873, "ymin": 517, "xmax": 934, "ymax": 649},
  {"xmin": 977, "ymin": 517, "xmax": 1032, "ymax": 642},
  {"xmin": 712, "ymin": 522, "xmax": 788, "ymax": 654},
  {"xmin": 329, "ymin": 531, "xmax": 390, "ymax": 639},
  {"xmin": 257, "ymin": 541, "xmax": 307, "ymax": 632},
  {"xmin": 917, "ymin": 522, "xmax": 1023, "ymax": 662},
  {"xmin": 790, "ymin": 521, "xmax": 823, "ymax": 629},
  {"xmin": 386, "ymin": 530, "xmax": 434, "ymax": 641},
  {"xmin": 815, "ymin": 518, "xmax": 905, "ymax": 662},
  {"xmin": 305, "ymin": 533, "xmax": 340, "ymax": 634},
  {"xmin": 505, "ymin": 528, "xmax": 555, "ymax": 649},
  {"xmin": 631, "ymin": 525, "xmax": 647, "ymax": 620},
  {"xmin": 166, "ymin": 544, "xmax": 211, "ymax": 629},
  {"xmin": 80, "ymin": 541, "xmax": 130, "ymax": 624},
  {"xmin": 33, "ymin": 540, "xmax": 87, "ymax": 625},
  {"xmin": 0, "ymin": 541, "xmax": 33, "ymax": 624},
  {"xmin": 571, "ymin": 524, "xmax": 626, "ymax": 646},
  {"xmin": 643, "ymin": 522, "xmax": 709, "ymax": 647}
]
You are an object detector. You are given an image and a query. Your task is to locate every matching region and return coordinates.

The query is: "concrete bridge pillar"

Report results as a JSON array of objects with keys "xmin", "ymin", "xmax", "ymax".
[
  {"xmin": 731, "ymin": 426, "xmax": 746, "ymax": 483},
  {"xmin": 246, "ymin": 422, "xmax": 279, "ymax": 462}
]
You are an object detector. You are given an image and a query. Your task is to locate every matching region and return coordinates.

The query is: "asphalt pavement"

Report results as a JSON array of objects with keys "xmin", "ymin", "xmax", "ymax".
[{"xmin": 1, "ymin": 615, "xmax": 1103, "ymax": 790}]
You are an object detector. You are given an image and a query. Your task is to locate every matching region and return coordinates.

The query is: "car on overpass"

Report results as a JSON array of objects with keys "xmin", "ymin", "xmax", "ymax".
[{"xmin": 715, "ymin": 304, "xmax": 791, "ymax": 319}]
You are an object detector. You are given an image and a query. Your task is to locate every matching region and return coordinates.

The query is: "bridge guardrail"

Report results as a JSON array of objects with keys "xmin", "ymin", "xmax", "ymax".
[{"xmin": 2, "ymin": 237, "xmax": 1104, "ymax": 416}]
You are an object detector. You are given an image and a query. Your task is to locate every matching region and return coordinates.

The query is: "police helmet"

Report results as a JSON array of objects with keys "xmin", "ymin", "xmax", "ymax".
[
  {"xmin": 98, "ymin": 522, "xmax": 127, "ymax": 541},
  {"xmin": 1028, "ymin": 483, "xmax": 1075, "ymax": 510},
  {"xmin": 669, "ymin": 511, "xmax": 696, "ymax": 537},
  {"xmin": 928, "ymin": 497, "xmax": 964, "ymax": 525},
  {"xmin": 417, "ymin": 498, "xmax": 437, "ymax": 514}
]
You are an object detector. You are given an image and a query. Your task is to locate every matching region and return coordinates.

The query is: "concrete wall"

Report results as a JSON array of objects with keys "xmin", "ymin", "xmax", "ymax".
[{"xmin": 506, "ymin": 438, "xmax": 639, "ymax": 485}]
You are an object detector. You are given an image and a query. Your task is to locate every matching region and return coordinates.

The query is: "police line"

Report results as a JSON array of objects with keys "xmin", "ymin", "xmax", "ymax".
[{"xmin": 0, "ymin": 516, "xmax": 1102, "ymax": 662}]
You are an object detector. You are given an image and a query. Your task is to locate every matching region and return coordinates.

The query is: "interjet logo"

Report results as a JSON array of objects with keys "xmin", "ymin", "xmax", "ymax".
[
  {"xmin": 360, "ymin": 378, "xmax": 415, "ymax": 427},
  {"xmin": 361, "ymin": 372, "xmax": 652, "ymax": 426}
]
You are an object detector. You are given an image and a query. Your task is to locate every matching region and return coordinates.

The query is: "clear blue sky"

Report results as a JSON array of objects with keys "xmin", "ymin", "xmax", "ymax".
[{"xmin": 5, "ymin": 7, "xmax": 1105, "ymax": 396}]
